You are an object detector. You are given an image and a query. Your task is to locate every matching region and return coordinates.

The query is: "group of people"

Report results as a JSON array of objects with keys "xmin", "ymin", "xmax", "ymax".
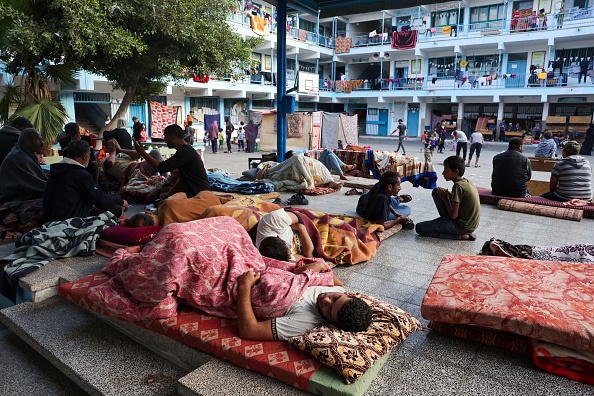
[
  {"xmin": 204, "ymin": 118, "xmax": 258, "ymax": 154},
  {"xmin": 492, "ymin": 137, "xmax": 592, "ymax": 202}
]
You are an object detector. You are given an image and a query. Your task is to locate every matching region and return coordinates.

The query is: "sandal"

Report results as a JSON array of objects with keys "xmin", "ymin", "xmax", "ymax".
[
  {"xmin": 272, "ymin": 197, "xmax": 284, "ymax": 206},
  {"xmin": 398, "ymin": 194, "xmax": 413, "ymax": 203},
  {"xmin": 402, "ymin": 220, "xmax": 415, "ymax": 230},
  {"xmin": 287, "ymin": 193, "xmax": 309, "ymax": 205},
  {"xmin": 345, "ymin": 188, "xmax": 362, "ymax": 196}
]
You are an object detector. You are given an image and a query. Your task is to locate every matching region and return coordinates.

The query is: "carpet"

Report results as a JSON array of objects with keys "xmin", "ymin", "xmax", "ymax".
[{"xmin": 497, "ymin": 199, "xmax": 583, "ymax": 222}]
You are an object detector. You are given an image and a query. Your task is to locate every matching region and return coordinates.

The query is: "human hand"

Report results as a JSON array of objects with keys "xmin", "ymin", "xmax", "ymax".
[
  {"xmin": 436, "ymin": 187, "xmax": 450, "ymax": 201},
  {"xmin": 396, "ymin": 215, "xmax": 410, "ymax": 224},
  {"xmin": 238, "ymin": 270, "xmax": 261, "ymax": 289},
  {"xmin": 105, "ymin": 139, "xmax": 116, "ymax": 153},
  {"xmin": 133, "ymin": 139, "xmax": 146, "ymax": 154},
  {"xmin": 122, "ymin": 200, "xmax": 129, "ymax": 212},
  {"xmin": 295, "ymin": 261, "xmax": 327, "ymax": 274}
]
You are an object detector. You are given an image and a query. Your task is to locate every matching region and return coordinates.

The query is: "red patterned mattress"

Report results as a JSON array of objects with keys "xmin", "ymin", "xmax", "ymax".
[
  {"xmin": 476, "ymin": 187, "xmax": 594, "ymax": 219},
  {"xmin": 58, "ymin": 272, "xmax": 387, "ymax": 396},
  {"xmin": 421, "ymin": 255, "xmax": 594, "ymax": 355}
]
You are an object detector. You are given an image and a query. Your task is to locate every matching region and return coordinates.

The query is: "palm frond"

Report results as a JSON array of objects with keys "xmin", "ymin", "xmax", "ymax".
[
  {"xmin": 0, "ymin": 80, "xmax": 22, "ymax": 124},
  {"xmin": 11, "ymin": 98, "xmax": 68, "ymax": 146},
  {"xmin": 43, "ymin": 64, "xmax": 78, "ymax": 86}
]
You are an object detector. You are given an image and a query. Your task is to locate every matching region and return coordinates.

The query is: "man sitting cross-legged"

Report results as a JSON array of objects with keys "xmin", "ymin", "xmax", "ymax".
[
  {"xmin": 356, "ymin": 170, "xmax": 413, "ymax": 230},
  {"xmin": 133, "ymin": 124, "xmax": 210, "ymax": 198},
  {"xmin": 541, "ymin": 140, "xmax": 592, "ymax": 202},
  {"xmin": 415, "ymin": 155, "xmax": 480, "ymax": 240},
  {"xmin": 43, "ymin": 140, "xmax": 129, "ymax": 222},
  {"xmin": 0, "ymin": 128, "xmax": 47, "ymax": 232},
  {"xmin": 491, "ymin": 137, "xmax": 532, "ymax": 198}
]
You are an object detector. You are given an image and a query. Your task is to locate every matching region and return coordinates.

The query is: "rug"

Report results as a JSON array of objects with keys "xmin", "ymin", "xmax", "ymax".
[
  {"xmin": 299, "ymin": 186, "xmax": 340, "ymax": 196},
  {"xmin": 334, "ymin": 37, "xmax": 352, "ymax": 54},
  {"xmin": 332, "ymin": 175, "xmax": 377, "ymax": 189},
  {"xmin": 497, "ymin": 199, "xmax": 583, "ymax": 222},
  {"xmin": 150, "ymin": 101, "xmax": 178, "ymax": 139}
]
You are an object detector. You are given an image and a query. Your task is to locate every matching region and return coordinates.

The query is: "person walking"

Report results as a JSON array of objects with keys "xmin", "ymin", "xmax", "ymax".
[
  {"xmin": 436, "ymin": 122, "xmax": 447, "ymax": 153},
  {"xmin": 225, "ymin": 116, "xmax": 235, "ymax": 153},
  {"xmin": 391, "ymin": 119, "xmax": 407, "ymax": 155},
  {"xmin": 455, "ymin": 130, "xmax": 468, "ymax": 161},
  {"xmin": 208, "ymin": 120, "xmax": 219, "ymax": 154}
]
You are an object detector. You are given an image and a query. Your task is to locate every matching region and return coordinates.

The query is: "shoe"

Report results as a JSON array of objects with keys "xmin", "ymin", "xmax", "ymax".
[
  {"xmin": 272, "ymin": 197, "xmax": 284, "ymax": 206},
  {"xmin": 398, "ymin": 194, "xmax": 412, "ymax": 203},
  {"xmin": 286, "ymin": 193, "xmax": 309, "ymax": 205},
  {"xmin": 402, "ymin": 220, "xmax": 415, "ymax": 230},
  {"xmin": 345, "ymin": 188, "xmax": 362, "ymax": 196}
]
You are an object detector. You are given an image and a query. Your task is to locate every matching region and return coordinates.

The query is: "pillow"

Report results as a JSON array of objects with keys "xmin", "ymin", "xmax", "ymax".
[
  {"xmin": 100, "ymin": 225, "xmax": 162, "ymax": 246},
  {"xmin": 288, "ymin": 293, "xmax": 422, "ymax": 384},
  {"xmin": 242, "ymin": 168, "xmax": 258, "ymax": 180}
]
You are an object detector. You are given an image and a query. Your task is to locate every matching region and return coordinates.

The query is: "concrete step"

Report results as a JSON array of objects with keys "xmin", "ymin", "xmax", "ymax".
[{"xmin": 0, "ymin": 296, "xmax": 187, "ymax": 396}]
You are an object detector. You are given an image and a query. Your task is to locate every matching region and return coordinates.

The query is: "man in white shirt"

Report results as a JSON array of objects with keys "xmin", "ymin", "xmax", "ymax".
[
  {"xmin": 467, "ymin": 131, "xmax": 485, "ymax": 167},
  {"xmin": 455, "ymin": 130, "xmax": 468, "ymax": 161},
  {"xmin": 256, "ymin": 208, "xmax": 314, "ymax": 261},
  {"xmin": 236, "ymin": 266, "xmax": 372, "ymax": 341}
]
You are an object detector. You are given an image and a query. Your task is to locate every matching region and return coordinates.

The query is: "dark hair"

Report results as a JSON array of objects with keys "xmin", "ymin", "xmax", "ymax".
[
  {"xmin": 163, "ymin": 124, "xmax": 185, "ymax": 139},
  {"xmin": 398, "ymin": 119, "xmax": 403, "ymax": 122},
  {"xmin": 125, "ymin": 213, "xmax": 155, "ymax": 227},
  {"xmin": 336, "ymin": 297, "xmax": 372, "ymax": 332},
  {"xmin": 543, "ymin": 131, "xmax": 552, "ymax": 139},
  {"xmin": 187, "ymin": 121, "xmax": 193, "ymax": 126},
  {"xmin": 240, "ymin": 121, "xmax": 245, "ymax": 126},
  {"xmin": 18, "ymin": 128, "xmax": 40, "ymax": 144},
  {"xmin": 258, "ymin": 236, "xmax": 291, "ymax": 261},
  {"xmin": 443, "ymin": 155, "xmax": 466, "ymax": 176},
  {"xmin": 64, "ymin": 122, "xmax": 80, "ymax": 138},
  {"xmin": 285, "ymin": 150, "xmax": 295, "ymax": 159},
  {"xmin": 218, "ymin": 127, "xmax": 223, "ymax": 132},
  {"xmin": 224, "ymin": 116, "xmax": 230, "ymax": 123},
  {"xmin": 508, "ymin": 137, "xmax": 523, "ymax": 151},
  {"xmin": 11, "ymin": 117, "xmax": 33, "ymax": 130},
  {"xmin": 67, "ymin": 140, "xmax": 91, "ymax": 159},
  {"xmin": 378, "ymin": 170, "xmax": 400, "ymax": 190}
]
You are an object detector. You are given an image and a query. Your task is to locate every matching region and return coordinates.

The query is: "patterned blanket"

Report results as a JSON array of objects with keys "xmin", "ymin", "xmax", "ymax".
[
  {"xmin": 85, "ymin": 217, "xmax": 335, "ymax": 322},
  {"xmin": 366, "ymin": 150, "xmax": 438, "ymax": 188},
  {"xmin": 0, "ymin": 212, "xmax": 118, "ymax": 302},
  {"xmin": 208, "ymin": 171, "xmax": 275, "ymax": 194},
  {"xmin": 200, "ymin": 197, "xmax": 383, "ymax": 265}
]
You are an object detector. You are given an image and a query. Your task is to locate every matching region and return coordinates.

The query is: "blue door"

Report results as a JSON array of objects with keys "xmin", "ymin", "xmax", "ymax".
[
  {"xmin": 506, "ymin": 61, "xmax": 526, "ymax": 88},
  {"xmin": 406, "ymin": 105, "xmax": 420, "ymax": 137},
  {"xmin": 130, "ymin": 103, "xmax": 147, "ymax": 123},
  {"xmin": 378, "ymin": 109, "xmax": 389, "ymax": 135}
]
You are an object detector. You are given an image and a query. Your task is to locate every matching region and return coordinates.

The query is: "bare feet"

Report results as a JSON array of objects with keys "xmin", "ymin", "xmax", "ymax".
[
  {"xmin": 340, "ymin": 174, "xmax": 348, "ymax": 180},
  {"xmin": 341, "ymin": 164, "xmax": 356, "ymax": 172},
  {"xmin": 328, "ymin": 181, "xmax": 344, "ymax": 189}
]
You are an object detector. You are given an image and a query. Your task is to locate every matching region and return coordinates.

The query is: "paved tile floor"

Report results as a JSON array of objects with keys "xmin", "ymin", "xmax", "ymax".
[{"xmin": 1, "ymin": 136, "xmax": 593, "ymax": 395}]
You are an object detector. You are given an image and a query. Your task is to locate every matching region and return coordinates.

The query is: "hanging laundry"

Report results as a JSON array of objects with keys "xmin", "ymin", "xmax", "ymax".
[
  {"xmin": 334, "ymin": 36, "xmax": 352, "ymax": 53},
  {"xmin": 442, "ymin": 26, "xmax": 452, "ymax": 35},
  {"xmin": 391, "ymin": 30, "xmax": 418, "ymax": 50},
  {"xmin": 150, "ymin": 101, "xmax": 178, "ymax": 139},
  {"xmin": 286, "ymin": 114, "xmax": 304, "ymax": 138},
  {"xmin": 251, "ymin": 15, "xmax": 269, "ymax": 35}
]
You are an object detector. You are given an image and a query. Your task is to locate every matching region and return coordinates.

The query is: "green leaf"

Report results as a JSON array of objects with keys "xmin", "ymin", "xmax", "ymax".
[{"xmin": 11, "ymin": 98, "xmax": 69, "ymax": 146}]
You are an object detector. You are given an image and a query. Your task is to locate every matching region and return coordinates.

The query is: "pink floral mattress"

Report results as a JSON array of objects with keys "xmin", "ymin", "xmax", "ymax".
[
  {"xmin": 421, "ymin": 254, "xmax": 594, "ymax": 355},
  {"xmin": 476, "ymin": 187, "xmax": 594, "ymax": 218},
  {"xmin": 58, "ymin": 272, "xmax": 384, "ymax": 396}
]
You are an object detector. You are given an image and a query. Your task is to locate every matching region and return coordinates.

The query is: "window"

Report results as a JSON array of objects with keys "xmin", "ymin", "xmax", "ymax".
[
  {"xmin": 299, "ymin": 19, "xmax": 316, "ymax": 32},
  {"xmin": 190, "ymin": 97, "xmax": 219, "ymax": 110},
  {"xmin": 470, "ymin": 4, "xmax": 505, "ymax": 23},
  {"xmin": 431, "ymin": 10, "xmax": 464, "ymax": 27}
]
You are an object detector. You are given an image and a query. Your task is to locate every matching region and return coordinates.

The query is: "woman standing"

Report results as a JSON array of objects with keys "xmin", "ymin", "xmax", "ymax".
[
  {"xmin": 579, "ymin": 124, "xmax": 594, "ymax": 156},
  {"xmin": 244, "ymin": 119, "xmax": 261, "ymax": 153},
  {"xmin": 208, "ymin": 120, "xmax": 219, "ymax": 153}
]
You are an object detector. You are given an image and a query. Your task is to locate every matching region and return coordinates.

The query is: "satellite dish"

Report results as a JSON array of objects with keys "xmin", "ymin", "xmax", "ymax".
[{"xmin": 372, "ymin": 53, "xmax": 380, "ymax": 60}]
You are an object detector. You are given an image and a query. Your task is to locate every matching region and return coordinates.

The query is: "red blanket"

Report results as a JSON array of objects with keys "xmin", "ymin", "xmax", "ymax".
[{"xmin": 85, "ymin": 217, "xmax": 335, "ymax": 321}]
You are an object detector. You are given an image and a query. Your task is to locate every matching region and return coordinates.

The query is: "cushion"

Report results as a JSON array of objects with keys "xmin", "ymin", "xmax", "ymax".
[
  {"xmin": 241, "ymin": 168, "xmax": 258, "ymax": 180},
  {"xmin": 288, "ymin": 293, "xmax": 422, "ymax": 384},
  {"xmin": 100, "ymin": 225, "xmax": 162, "ymax": 246}
]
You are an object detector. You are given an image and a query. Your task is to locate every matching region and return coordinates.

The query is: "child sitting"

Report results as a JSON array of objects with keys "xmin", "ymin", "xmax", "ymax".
[{"xmin": 415, "ymin": 156, "xmax": 480, "ymax": 240}]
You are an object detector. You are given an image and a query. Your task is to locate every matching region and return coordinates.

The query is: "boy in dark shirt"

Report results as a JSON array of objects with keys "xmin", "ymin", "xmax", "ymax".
[
  {"xmin": 133, "ymin": 124, "xmax": 210, "ymax": 197},
  {"xmin": 356, "ymin": 170, "xmax": 413, "ymax": 230}
]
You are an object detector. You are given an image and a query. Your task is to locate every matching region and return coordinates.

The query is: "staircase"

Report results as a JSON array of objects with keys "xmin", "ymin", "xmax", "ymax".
[{"xmin": 75, "ymin": 111, "xmax": 101, "ymax": 136}]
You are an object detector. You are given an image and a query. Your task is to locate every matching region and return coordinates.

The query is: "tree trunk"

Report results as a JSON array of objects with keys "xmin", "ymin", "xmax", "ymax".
[{"xmin": 100, "ymin": 82, "xmax": 138, "ymax": 136}]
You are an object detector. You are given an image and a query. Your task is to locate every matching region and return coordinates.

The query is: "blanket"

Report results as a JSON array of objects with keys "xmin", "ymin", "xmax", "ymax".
[
  {"xmin": 208, "ymin": 171, "xmax": 275, "ymax": 194},
  {"xmin": 158, "ymin": 191, "xmax": 234, "ymax": 226},
  {"xmin": 288, "ymin": 208, "xmax": 382, "ymax": 265},
  {"xmin": 0, "ymin": 212, "xmax": 118, "ymax": 302},
  {"xmin": 200, "ymin": 198, "xmax": 383, "ymax": 265},
  {"xmin": 85, "ymin": 217, "xmax": 335, "ymax": 322},
  {"xmin": 263, "ymin": 155, "xmax": 335, "ymax": 191},
  {"xmin": 365, "ymin": 150, "xmax": 438, "ymax": 188},
  {"xmin": 0, "ymin": 198, "xmax": 44, "ymax": 234},
  {"xmin": 481, "ymin": 238, "xmax": 594, "ymax": 263}
]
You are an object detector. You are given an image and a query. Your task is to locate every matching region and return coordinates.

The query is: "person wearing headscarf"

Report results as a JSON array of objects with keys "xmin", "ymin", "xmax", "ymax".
[
  {"xmin": 244, "ymin": 119, "xmax": 261, "ymax": 153},
  {"xmin": 208, "ymin": 120, "xmax": 219, "ymax": 154}
]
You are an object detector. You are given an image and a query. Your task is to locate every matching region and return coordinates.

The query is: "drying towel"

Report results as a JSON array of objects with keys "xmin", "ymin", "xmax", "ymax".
[
  {"xmin": 251, "ymin": 15, "xmax": 269, "ymax": 35},
  {"xmin": 321, "ymin": 112, "xmax": 340, "ymax": 149}
]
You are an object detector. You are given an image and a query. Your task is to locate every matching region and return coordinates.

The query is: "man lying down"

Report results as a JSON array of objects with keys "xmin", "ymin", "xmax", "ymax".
[{"xmin": 87, "ymin": 216, "xmax": 371, "ymax": 341}]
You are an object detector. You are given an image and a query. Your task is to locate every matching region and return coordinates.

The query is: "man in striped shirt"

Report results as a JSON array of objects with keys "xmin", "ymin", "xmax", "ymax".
[{"xmin": 542, "ymin": 141, "xmax": 592, "ymax": 202}]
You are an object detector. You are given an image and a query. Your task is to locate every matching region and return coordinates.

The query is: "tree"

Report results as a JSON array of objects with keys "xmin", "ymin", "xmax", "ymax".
[{"xmin": 0, "ymin": 0, "xmax": 259, "ymax": 136}]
